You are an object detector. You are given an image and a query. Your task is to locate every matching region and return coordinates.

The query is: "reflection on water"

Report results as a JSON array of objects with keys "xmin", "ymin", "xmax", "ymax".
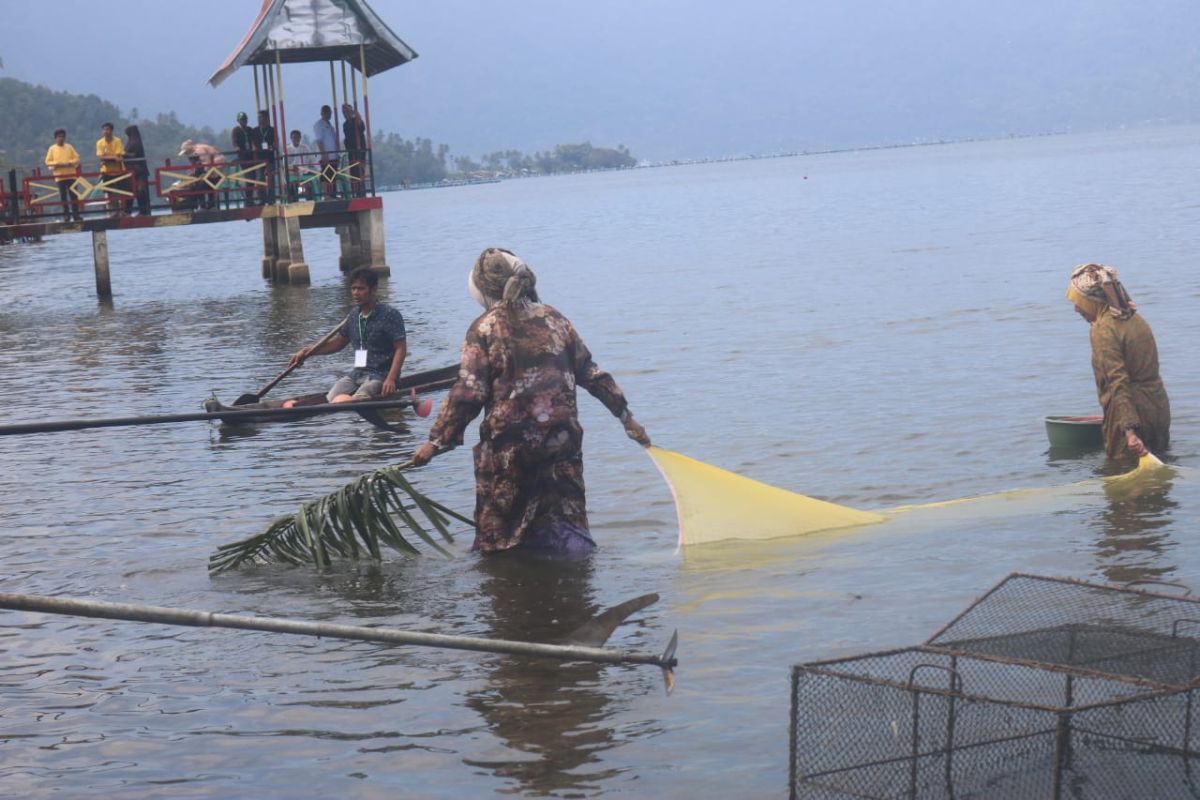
[
  {"xmin": 1092, "ymin": 467, "xmax": 1181, "ymax": 585},
  {"xmin": 463, "ymin": 556, "xmax": 625, "ymax": 796}
]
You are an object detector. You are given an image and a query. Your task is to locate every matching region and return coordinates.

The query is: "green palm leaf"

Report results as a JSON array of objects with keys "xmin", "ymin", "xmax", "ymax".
[{"xmin": 208, "ymin": 462, "xmax": 473, "ymax": 574}]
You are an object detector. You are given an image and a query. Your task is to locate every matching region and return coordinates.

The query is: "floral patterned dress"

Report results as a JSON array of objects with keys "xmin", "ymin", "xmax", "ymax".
[{"xmin": 428, "ymin": 303, "xmax": 630, "ymax": 553}]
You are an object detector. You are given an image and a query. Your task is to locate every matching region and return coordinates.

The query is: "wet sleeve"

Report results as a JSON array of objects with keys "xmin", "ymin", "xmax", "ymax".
[
  {"xmin": 1092, "ymin": 322, "xmax": 1140, "ymax": 431},
  {"xmin": 571, "ymin": 326, "xmax": 629, "ymax": 418},
  {"xmin": 428, "ymin": 325, "xmax": 490, "ymax": 447}
]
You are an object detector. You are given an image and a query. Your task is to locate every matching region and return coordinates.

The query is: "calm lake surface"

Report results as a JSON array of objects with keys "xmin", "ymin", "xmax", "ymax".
[{"xmin": 1, "ymin": 127, "xmax": 1198, "ymax": 798}]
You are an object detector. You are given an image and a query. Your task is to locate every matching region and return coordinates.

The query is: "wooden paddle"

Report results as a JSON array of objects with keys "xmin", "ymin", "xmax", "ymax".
[{"xmin": 233, "ymin": 317, "xmax": 347, "ymax": 406}]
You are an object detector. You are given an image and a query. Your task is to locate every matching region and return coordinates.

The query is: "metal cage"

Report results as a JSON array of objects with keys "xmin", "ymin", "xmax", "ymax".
[{"xmin": 790, "ymin": 574, "xmax": 1200, "ymax": 799}]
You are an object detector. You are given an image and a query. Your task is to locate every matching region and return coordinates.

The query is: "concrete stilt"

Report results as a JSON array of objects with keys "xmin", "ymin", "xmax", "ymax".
[
  {"xmin": 270, "ymin": 217, "xmax": 291, "ymax": 282},
  {"xmin": 261, "ymin": 215, "xmax": 278, "ymax": 279},
  {"xmin": 92, "ymin": 230, "xmax": 112, "ymax": 298},
  {"xmin": 359, "ymin": 207, "xmax": 390, "ymax": 276},
  {"xmin": 336, "ymin": 221, "xmax": 362, "ymax": 275},
  {"xmin": 282, "ymin": 216, "xmax": 310, "ymax": 284}
]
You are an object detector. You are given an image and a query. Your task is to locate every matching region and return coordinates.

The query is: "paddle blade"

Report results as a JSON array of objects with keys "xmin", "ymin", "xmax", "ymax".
[
  {"xmin": 562, "ymin": 593, "xmax": 659, "ymax": 647},
  {"xmin": 410, "ymin": 388, "xmax": 434, "ymax": 418},
  {"xmin": 645, "ymin": 446, "xmax": 887, "ymax": 548},
  {"xmin": 232, "ymin": 393, "xmax": 260, "ymax": 406}
]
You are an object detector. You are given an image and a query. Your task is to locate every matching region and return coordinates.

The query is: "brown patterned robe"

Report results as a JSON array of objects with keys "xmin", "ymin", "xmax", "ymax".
[
  {"xmin": 1090, "ymin": 313, "xmax": 1170, "ymax": 460},
  {"xmin": 428, "ymin": 303, "xmax": 630, "ymax": 552}
]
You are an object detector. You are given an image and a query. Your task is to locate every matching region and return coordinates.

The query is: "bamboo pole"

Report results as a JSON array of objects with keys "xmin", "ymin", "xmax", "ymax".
[
  {"xmin": 0, "ymin": 592, "xmax": 679, "ymax": 671},
  {"xmin": 329, "ymin": 62, "xmax": 341, "ymax": 151},
  {"xmin": 341, "ymin": 60, "xmax": 349, "ymax": 112},
  {"xmin": 275, "ymin": 50, "xmax": 288, "ymax": 200},
  {"xmin": 253, "ymin": 64, "xmax": 262, "ymax": 117},
  {"xmin": 361, "ymin": 44, "xmax": 373, "ymax": 193},
  {"xmin": 265, "ymin": 57, "xmax": 278, "ymax": 203}
]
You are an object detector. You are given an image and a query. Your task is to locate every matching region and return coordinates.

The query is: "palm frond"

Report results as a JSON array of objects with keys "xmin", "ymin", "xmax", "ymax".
[{"xmin": 208, "ymin": 462, "xmax": 474, "ymax": 574}]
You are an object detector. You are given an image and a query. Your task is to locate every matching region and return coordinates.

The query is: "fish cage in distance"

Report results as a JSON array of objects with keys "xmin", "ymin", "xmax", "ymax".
[{"xmin": 789, "ymin": 574, "xmax": 1200, "ymax": 799}]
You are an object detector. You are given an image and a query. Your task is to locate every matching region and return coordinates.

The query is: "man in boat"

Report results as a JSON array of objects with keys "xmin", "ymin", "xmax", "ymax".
[
  {"xmin": 410, "ymin": 248, "xmax": 651, "ymax": 555},
  {"xmin": 287, "ymin": 268, "xmax": 407, "ymax": 404},
  {"xmin": 1066, "ymin": 263, "xmax": 1170, "ymax": 460}
]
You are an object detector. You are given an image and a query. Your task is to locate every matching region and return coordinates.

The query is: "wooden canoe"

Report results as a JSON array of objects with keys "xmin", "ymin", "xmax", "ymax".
[{"xmin": 203, "ymin": 364, "xmax": 458, "ymax": 427}]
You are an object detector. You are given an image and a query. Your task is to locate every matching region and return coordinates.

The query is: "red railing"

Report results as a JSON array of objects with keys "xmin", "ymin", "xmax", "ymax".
[{"xmin": 4, "ymin": 147, "xmax": 373, "ymax": 223}]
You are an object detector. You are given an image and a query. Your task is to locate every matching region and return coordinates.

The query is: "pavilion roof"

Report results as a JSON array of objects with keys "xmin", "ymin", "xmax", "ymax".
[{"xmin": 208, "ymin": 0, "xmax": 418, "ymax": 88}]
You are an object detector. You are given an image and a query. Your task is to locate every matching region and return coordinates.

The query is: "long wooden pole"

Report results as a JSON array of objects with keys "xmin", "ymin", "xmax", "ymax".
[
  {"xmin": 361, "ymin": 44, "xmax": 373, "ymax": 193},
  {"xmin": 275, "ymin": 50, "xmax": 288, "ymax": 202},
  {"xmin": 253, "ymin": 64, "xmax": 262, "ymax": 117},
  {"xmin": 329, "ymin": 61, "xmax": 341, "ymax": 151},
  {"xmin": 0, "ymin": 592, "xmax": 679, "ymax": 670}
]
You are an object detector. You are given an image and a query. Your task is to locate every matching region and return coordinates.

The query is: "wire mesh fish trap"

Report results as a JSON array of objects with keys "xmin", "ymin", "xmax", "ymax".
[
  {"xmin": 790, "ymin": 575, "xmax": 1200, "ymax": 799},
  {"xmin": 925, "ymin": 573, "xmax": 1200, "ymax": 687}
]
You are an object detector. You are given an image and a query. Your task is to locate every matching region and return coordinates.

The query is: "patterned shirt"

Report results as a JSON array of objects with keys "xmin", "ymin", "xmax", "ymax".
[{"xmin": 338, "ymin": 302, "xmax": 407, "ymax": 379}]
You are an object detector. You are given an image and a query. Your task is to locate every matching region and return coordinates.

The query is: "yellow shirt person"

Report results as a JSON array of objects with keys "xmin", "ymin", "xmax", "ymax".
[
  {"xmin": 45, "ymin": 136, "xmax": 81, "ymax": 180},
  {"xmin": 96, "ymin": 124, "xmax": 125, "ymax": 175},
  {"xmin": 45, "ymin": 128, "xmax": 83, "ymax": 221}
]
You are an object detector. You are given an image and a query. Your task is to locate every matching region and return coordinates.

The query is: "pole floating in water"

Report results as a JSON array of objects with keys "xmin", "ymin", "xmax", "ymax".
[{"xmin": 0, "ymin": 593, "xmax": 679, "ymax": 688}]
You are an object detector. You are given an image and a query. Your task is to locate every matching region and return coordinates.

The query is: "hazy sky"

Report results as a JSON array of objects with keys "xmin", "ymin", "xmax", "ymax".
[{"xmin": 4, "ymin": 0, "xmax": 1200, "ymax": 161}]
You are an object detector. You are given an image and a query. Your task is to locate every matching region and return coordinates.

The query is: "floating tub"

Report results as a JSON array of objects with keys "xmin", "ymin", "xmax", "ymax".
[{"xmin": 1044, "ymin": 415, "xmax": 1103, "ymax": 448}]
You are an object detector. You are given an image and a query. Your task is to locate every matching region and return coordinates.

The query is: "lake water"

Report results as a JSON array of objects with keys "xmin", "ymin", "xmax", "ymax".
[{"xmin": 1, "ymin": 126, "xmax": 1198, "ymax": 798}]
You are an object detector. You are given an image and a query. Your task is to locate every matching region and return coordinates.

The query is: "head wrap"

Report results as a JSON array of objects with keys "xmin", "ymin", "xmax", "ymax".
[
  {"xmin": 1066, "ymin": 263, "xmax": 1136, "ymax": 320},
  {"xmin": 468, "ymin": 248, "xmax": 539, "ymax": 310}
]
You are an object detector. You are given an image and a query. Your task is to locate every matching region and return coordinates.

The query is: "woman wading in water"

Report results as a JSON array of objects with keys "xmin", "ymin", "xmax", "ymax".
[
  {"xmin": 412, "ymin": 248, "xmax": 651, "ymax": 555},
  {"xmin": 1066, "ymin": 262, "xmax": 1170, "ymax": 460}
]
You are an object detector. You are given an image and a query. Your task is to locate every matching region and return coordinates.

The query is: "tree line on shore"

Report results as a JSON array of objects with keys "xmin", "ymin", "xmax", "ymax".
[{"xmin": 0, "ymin": 77, "xmax": 635, "ymax": 188}]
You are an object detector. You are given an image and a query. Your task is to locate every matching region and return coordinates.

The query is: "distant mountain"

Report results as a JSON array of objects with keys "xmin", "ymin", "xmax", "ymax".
[{"xmin": 0, "ymin": 77, "xmax": 223, "ymax": 172}]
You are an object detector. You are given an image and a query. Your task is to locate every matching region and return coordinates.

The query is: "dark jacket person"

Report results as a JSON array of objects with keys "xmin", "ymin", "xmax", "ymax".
[{"xmin": 1066, "ymin": 262, "xmax": 1170, "ymax": 460}]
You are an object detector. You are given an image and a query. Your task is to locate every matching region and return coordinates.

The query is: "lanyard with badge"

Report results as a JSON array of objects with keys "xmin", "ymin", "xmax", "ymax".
[{"xmin": 354, "ymin": 310, "xmax": 371, "ymax": 368}]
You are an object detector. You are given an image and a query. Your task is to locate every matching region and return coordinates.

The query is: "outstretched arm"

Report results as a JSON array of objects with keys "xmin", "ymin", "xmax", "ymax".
[
  {"xmin": 288, "ymin": 333, "xmax": 348, "ymax": 369},
  {"xmin": 572, "ymin": 329, "xmax": 651, "ymax": 447},
  {"xmin": 412, "ymin": 328, "xmax": 489, "ymax": 466}
]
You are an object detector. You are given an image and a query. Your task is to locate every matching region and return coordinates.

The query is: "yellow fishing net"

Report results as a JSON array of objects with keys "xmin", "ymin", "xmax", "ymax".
[
  {"xmin": 645, "ymin": 447, "xmax": 887, "ymax": 548},
  {"xmin": 647, "ymin": 447, "xmax": 1169, "ymax": 549}
]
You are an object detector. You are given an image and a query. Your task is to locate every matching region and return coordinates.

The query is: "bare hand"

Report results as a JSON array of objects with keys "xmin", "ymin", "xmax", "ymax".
[
  {"xmin": 411, "ymin": 441, "xmax": 438, "ymax": 467},
  {"xmin": 623, "ymin": 415, "xmax": 651, "ymax": 447},
  {"xmin": 381, "ymin": 378, "xmax": 397, "ymax": 397},
  {"xmin": 1125, "ymin": 429, "xmax": 1148, "ymax": 458},
  {"xmin": 287, "ymin": 346, "xmax": 311, "ymax": 370}
]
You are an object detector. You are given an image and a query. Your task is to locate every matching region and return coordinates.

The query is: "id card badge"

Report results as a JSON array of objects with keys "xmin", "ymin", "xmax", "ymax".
[{"xmin": 354, "ymin": 349, "xmax": 368, "ymax": 368}]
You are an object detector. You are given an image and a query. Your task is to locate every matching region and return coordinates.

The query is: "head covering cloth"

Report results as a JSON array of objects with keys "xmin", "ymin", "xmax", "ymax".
[
  {"xmin": 1067, "ymin": 263, "xmax": 1136, "ymax": 320},
  {"xmin": 468, "ymin": 248, "xmax": 539, "ymax": 311}
]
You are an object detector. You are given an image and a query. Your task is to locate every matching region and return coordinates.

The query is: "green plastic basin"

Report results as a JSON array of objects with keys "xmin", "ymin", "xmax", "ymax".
[{"xmin": 1044, "ymin": 415, "xmax": 1104, "ymax": 448}]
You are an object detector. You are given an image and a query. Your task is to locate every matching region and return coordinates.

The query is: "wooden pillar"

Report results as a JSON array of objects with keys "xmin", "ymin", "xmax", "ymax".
[
  {"xmin": 92, "ymin": 230, "xmax": 112, "ymax": 298},
  {"xmin": 283, "ymin": 215, "xmax": 310, "ymax": 284},
  {"xmin": 359, "ymin": 207, "xmax": 389, "ymax": 276}
]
